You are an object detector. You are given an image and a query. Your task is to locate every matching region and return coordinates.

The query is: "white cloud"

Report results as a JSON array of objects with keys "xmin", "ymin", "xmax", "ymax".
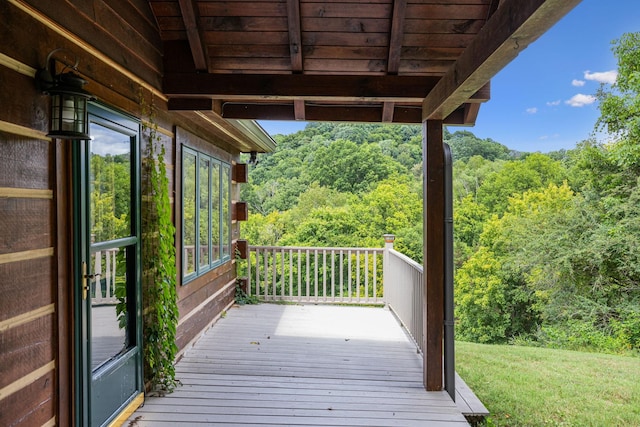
[
  {"xmin": 526, "ymin": 107, "xmax": 538, "ymax": 114},
  {"xmin": 565, "ymin": 94, "xmax": 597, "ymax": 107},
  {"xmin": 539, "ymin": 135, "xmax": 549, "ymax": 140},
  {"xmin": 584, "ymin": 70, "xmax": 617, "ymax": 84},
  {"xmin": 572, "ymin": 79, "xmax": 586, "ymax": 87},
  {"xmin": 546, "ymin": 100, "xmax": 561, "ymax": 106}
]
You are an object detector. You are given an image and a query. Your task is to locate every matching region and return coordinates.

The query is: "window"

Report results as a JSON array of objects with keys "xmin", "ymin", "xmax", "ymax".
[{"xmin": 182, "ymin": 147, "xmax": 231, "ymax": 282}]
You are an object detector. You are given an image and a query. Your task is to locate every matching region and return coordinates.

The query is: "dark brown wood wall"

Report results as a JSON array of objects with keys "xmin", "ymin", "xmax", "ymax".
[{"xmin": 1, "ymin": 1, "xmax": 243, "ymax": 424}]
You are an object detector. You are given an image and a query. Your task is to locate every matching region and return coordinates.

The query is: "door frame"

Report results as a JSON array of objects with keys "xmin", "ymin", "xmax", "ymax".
[{"xmin": 72, "ymin": 102, "xmax": 143, "ymax": 426}]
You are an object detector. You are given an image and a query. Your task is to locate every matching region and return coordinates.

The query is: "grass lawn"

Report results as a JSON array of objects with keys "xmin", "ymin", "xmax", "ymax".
[{"xmin": 456, "ymin": 341, "xmax": 640, "ymax": 426}]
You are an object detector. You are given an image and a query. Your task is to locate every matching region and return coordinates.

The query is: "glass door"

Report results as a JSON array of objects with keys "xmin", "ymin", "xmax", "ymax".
[{"xmin": 75, "ymin": 104, "xmax": 142, "ymax": 426}]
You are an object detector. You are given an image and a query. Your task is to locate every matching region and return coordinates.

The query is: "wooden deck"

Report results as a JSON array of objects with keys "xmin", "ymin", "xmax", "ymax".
[{"xmin": 127, "ymin": 304, "xmax": 470, "ymax": 426}]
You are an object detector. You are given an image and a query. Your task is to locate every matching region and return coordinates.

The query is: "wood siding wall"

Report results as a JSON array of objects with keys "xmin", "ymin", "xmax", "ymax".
[{"xmin": 1, "ymin": 1, "xmax": 243, "ymax": 424}]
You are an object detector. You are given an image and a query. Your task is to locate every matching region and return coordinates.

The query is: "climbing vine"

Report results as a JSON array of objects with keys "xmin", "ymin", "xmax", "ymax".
[{"xmin": 140, "ymin": 93, "xmax": 179, "ymax": 392}]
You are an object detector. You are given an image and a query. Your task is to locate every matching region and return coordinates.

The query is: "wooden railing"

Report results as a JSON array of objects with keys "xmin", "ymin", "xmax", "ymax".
[
  {"xmin": 384, "ymin": 248, "xmax": 424, "ymax": 354},
  {"xmin": 92, "ymin": 248, "xmax": 119, "ymax": 305},
  {"xmin": 247, "ymin": 245, "xmax": 384, "ymax": 304}
]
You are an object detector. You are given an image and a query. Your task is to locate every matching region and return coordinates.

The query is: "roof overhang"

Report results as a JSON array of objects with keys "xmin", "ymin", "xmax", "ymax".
[{"xmin": 148, "ymin": 0, "xmax": 581, "ymax": 137}]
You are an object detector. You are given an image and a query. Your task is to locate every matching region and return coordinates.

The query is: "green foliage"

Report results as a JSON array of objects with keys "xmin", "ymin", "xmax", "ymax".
[
  {"xmin": 597, "ymin": 32, "xmax": 640, "ymax": 142},
  {"xmin": 235, "ymin": 281, "xmax": 260, "ymax": 305},
  {"xmin": 448, "ymin": 130, "xmax": 514, "ymax": 162},
  {"xmin": 242, "ymin": 96, "xmax": 640, "ymax": 355},
  {"xmin": 309, "ymin": 139, "xmax": 406, "ymax": 194},
  {"xmin": 476, "ymin": 153, "xmax": 566, "ymax": 214},
  {"xmin": 141, "ymin": 98, "xmax": 179, "ymax": 392}
]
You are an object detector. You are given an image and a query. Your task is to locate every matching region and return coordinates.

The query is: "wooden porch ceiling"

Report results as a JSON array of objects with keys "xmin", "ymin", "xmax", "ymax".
[{"xmin": 148, "ymin": 0, "xmax": 580, "ymax": 126}]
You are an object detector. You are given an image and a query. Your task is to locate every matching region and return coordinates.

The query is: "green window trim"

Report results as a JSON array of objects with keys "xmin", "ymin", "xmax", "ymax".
[{"xmin": 182, "ymin": 147, "xmax": 232, "ymax": 284}]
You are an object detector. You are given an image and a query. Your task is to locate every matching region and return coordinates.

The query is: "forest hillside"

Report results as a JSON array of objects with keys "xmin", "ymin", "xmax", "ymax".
[{"xmin": 241, "ymin": 33, "xmax": 640, "ymax": 355}]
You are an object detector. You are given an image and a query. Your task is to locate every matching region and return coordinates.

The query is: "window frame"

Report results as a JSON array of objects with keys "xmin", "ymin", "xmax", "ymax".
[{"xmin": 181, "ymin": 146, "xmax": 232, "ymax": 284}]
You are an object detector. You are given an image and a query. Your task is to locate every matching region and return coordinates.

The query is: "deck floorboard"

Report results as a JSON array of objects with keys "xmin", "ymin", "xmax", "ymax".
[{"xmin": 128, "ymin": 304, "xmax": 469, "ymax": 426}]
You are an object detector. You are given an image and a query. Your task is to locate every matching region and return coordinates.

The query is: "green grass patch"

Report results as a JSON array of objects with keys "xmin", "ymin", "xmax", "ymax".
[{"xmin": 456, "ymin": 341, "xmax": 640, "ymax": 426}]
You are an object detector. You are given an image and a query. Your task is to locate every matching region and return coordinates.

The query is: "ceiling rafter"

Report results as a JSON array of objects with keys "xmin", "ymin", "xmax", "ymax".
[
  {"xmin": 177, "ymin": 0, "xmax": 208, "ymax": 71},
  {"xmin": 387, "ymin": 0, "xmax": 407, "ymax": 74},
  {"xmin": 422, "ymin": 0, "xmax": 581, "ymax": 121},
  {"xmin": 384, "ymin": 0, "xmax": 408, "ymax": 123},
  {"xmin": 287, "ymin": 0, "xmax": 303, "ymax": 72}
]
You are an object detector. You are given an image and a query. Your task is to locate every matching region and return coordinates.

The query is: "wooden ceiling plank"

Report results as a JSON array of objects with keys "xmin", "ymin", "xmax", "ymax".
[
  {"xmin": 178, "ymin": 0, "xmax": 208, "ymax": 71},
  {"xmin": 387, "ymin": 0, "xmax": 408, "ymax": 74},
  {"xmin": 422, "ymin": 0, "xmax": 581, "ymax": 121},
  {"xmin": 163, "ymin": 74, "xmax": 440, "ymax": 102},
  {"xmin": 405, "ymin": 4, "xmax": 488, "ymax": 20},
  {"xmin": 287, "ymin": 0, "xmax": 304, "ymax": 72},
  {"xmin": 300, "ymin": 3, "xmax": 392, "ymax": 19}
]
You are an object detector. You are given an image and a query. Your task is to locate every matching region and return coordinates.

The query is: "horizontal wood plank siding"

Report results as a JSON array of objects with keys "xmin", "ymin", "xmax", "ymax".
[
  {"xmin": 0, "ymin": 368, "xmax": 55, "ymax": 427},
  {"xmin": 0, "ymin": 138, "xmax": 52, "ymax": 190},
  {"xmin": 0, "ymin": 198, "xmax": 53, "ymax": 254},
  {"xmin": 0, "ymin": 315, "xmax": 55, "ymax": 390},
  {"xmin": 0, "ymin": 257, "xmax": 54, "ymax": 321},
  {"xmin": 175, "ymin": 283, "xmax": 236, "ymax": 351}
]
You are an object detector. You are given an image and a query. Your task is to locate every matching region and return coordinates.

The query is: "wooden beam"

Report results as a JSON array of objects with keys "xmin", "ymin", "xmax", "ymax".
[
  {"xmin": 469, "ymin": 82, "xmax": 491, "ymax": 103},
  {"xmin": 178, "ymin": 0, "xmax": 208, "ymax": 71},
  {"xmin": 294, "ymin": 99, "xmax": 306, "ymax": 120},
  {"xmin": 287, "ymin": 0, "xmax": 303, "ymax": 72},
  {"xmin": 221, "ymin": 102, "xmax": 471, "ymax": 124},
  {"xmin": 164, "ymin": 74, "xmax": 440, "ymax": 102},
  {"xmin": 168, "ymin": 98, "xmax": 213, "ymax": 110},
  {"xmin": 422, "ymin": 0, "xmax": 581, "ymax": 120},
  {"xmin": 423, "ymin": 120, "xmax": 445, "ymax": 391},
  {"xmin": 382, "ymin": 102, "xmax": 395, "ymax": 123},
  {"xmin": 464, "ymin": 103, "xmax": 481, "ymax": 125},
  {"xmin": 387, "ymin": 0, "xmax": 407, "ymax": 74}
]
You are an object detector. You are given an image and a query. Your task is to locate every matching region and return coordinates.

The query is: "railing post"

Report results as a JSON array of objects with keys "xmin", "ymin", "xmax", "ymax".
[{"xmin": 383, "ymin": 234, "xmax": 395, "ymax": 303}]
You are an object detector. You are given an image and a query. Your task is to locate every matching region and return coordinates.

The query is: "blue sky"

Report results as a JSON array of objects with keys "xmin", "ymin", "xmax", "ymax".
[{"xmin": 259, "ymin": 0, "xmax": 640, "ymax": 152}]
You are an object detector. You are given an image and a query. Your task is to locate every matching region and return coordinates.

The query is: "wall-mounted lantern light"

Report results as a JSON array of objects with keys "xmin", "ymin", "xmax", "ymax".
[{"xmin": 36, "ymin": 49, "xmax": 95, "ymax": 140}]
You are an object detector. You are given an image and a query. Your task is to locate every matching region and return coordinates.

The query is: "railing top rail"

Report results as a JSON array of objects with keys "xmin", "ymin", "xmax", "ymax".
[
  {"xmin": 389, "ymin": 248, "xmax": 423, "ymax": 272},
  {"xmin": 249, "ymin": 245, "xmax": 384, "ymax": 253}
]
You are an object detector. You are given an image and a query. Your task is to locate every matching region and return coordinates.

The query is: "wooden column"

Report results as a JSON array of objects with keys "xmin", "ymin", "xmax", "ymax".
[{"xmin": 422, "ymin": 120, "xmax": 444, "ymax": 391}]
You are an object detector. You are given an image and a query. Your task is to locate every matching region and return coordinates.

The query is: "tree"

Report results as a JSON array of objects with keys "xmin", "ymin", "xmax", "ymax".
[
  {"xmin": 597, "ymin": 32, "xmax": 640, "ymax": 144},
  {"xmin": 476, "ymin": 153, "xmax": 566, "ymax": 214},
  {"xmin": 309, "ymin": 139, "xmax": 405, "ymax": 193}
]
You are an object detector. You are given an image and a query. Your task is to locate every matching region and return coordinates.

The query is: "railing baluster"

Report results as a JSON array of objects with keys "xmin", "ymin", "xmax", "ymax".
[
  {"xmin": 331, "ymin": 250, "xmax": 335, "ymax": 302},
  {"xmin": 373, "ymin": 250, "xmax": 377, "ymax": 303},
  {"xmin": 247, "ymin": 247, "xmax": 252, "ymax": 296},
  {"xmin": 322, "ymin": 249, "xmax": 327, "ymax": 302},
  {"xmin": 306, "ymin": 249, "xmax": 310, "ymax": 302},
  {"xmin": 255, "ymin": 248, "xmax": 260, "ymax": 296},
  {"xmin": 298, "ymin": 249, "xmax": 302, "ymax": 301},
  {"xmin": 263, "ymin": 250, "xmax": 269, "ymax": 300},
  {"xmin": 348, "ymin": 249, "xmax": 352, "ymax": 303},
  {"xmin": 289, "ymin": 249, "xmax": 293, "ymax": 299},
  {"xmin": 280, "ymin": 248, "xmax": 285, "ymax": 299},
  {"xmin": 271, "ymin": 248, "xmax": 277, "ymax": 300},
  {"xmin": 364, "ymin": 249, "xmax": 369, "ymax": 303},
  {"xmin": 339, "ymin": 250, "xmax": 344, "ymax": 301},
  {"xmin": 356, "ymin": 250, "xmax": 361, "ymax": 303}
]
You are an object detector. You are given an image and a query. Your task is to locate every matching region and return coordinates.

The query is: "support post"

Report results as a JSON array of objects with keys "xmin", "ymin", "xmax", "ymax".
[{"xmin": 423, "ymin": 120, "xmax": 444, "ymax": 391}]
